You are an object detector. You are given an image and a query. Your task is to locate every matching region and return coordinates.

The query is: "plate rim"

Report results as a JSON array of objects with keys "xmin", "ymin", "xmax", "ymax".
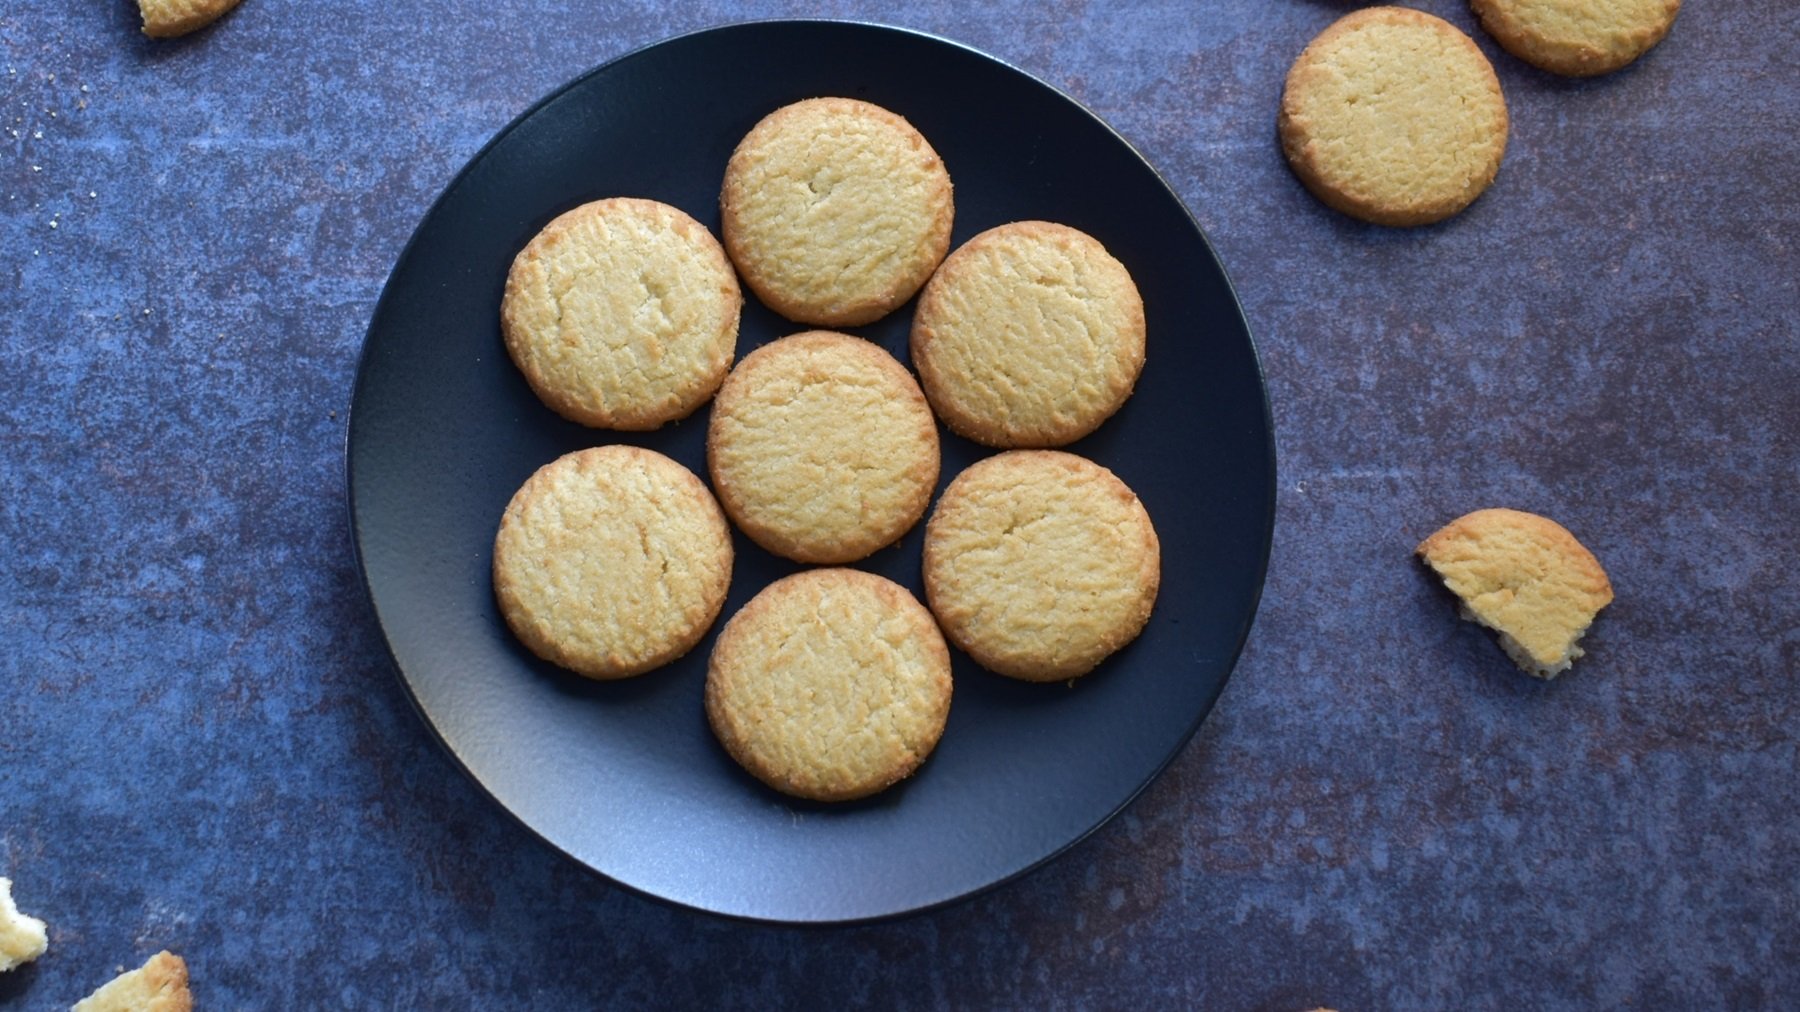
[{"xmin": 344, "ymin": 17, "xmax": 1277, "ymax": 926}]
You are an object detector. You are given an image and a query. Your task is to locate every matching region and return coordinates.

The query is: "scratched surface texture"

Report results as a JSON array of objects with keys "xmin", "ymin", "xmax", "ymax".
[{"xmin": 2, "ymin": 1, "xmax": 1796, "ymax": 1008}]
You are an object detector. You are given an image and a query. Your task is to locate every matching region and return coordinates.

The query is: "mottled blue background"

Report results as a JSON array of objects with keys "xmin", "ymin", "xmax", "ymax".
[{"xmin": 3, "ymin": 1, "xmax": 1795, "ymax": 1008}]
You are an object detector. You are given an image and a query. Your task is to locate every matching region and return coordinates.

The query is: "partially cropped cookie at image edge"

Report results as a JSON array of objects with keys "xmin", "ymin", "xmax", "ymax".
[
  {"xmin": 1417, "ymin": 507, "xmax": 1614, "ymax": 678},
  {"xmin": 493, "ymin": 445, "xmax": 733, "ymax": 680},
  {"xmin": 923, "ymin": 450, "xmax": 1161, "ymax": 682},
  {"xmin": 706, "ymin": 569, "xmax": 953, "ymax": 802},
  {"xmin": 721, "ymin": 97, "xmax": 954, "ymax": 327},
  {"xmin": 707, "ymin": 330, "xmax": 940, "ymax": 564},
  {"xmin": 1471, "ymin": 0, "xmax": 1681, "ymax": 77},
  {"xmin": 501, "ymin": 197, "xmax": 741, "ymax": 430},
  {"xmin": 911, "ymin": 221, "xmax": 1145, "ymax": 449},
  {"xmin": 0, "ymin": 877, "xmax": 48, "ymax": 973},
  {"xmin": 139, "ymin": 0, "xmax": 243, "ymax": 38},
  {"xmin": 72, "ymin": 950, "xmax": 192, "ymax": 1012},
  {"xmin": 1279, "ymin": 6, "xmax": 1510, "ymax": 227}
]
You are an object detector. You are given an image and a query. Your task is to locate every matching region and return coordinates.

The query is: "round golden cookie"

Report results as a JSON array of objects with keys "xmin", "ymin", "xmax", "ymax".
[
  {"xmin": 705, "ymin": 569, "xmax": 953, "ymax": 802},
  {"xmin": 707, "ymin": 331, "xmax": 940, "ymax": 564},
  {"xmin": 492, "ymin": 445, "xmax": 733, "ymax": 680},
  {"xmin": 1279, "ymin": 7, "xmax": 1510, "ymax": 227},
  {"xmin": 1471, "ymin": 0, "xmax": 1680, "ymax": 77},
  {"xmin": 923, "ymin": 451, "xmax": 1160, "ymax": 682},
  {"xmin": 911, "ymin": 222, "xmax": 1146, "ymax": 448},
  {"xmin": 720, "ymin": 98, "xmax": 954, "ymax": 327},
  {"xmin": 501, "ymin": 197, "xmax": 741, "ymax": 430}
]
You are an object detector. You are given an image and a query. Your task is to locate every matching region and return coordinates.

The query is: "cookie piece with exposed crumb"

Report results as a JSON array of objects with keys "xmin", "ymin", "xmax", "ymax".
[
  {"xmin": 1417, "ymin": 507, "xmax": 1614, "ymax": 677},
  {"xmin": 721, "ymin": 98, "xmax": 953, "ymax": 327},
  {"xmin": 1279, "ymin": 7, "xmax": 1509, "ymax": 226},
  {"xmin": 0, "ymin": 878, "xmax": 48, "ymax": 973},
  {"xmin": 1471, "ymin": 0, "xmax": 1681, "ymax": 77},
  {"xmin": 73, "ymin": 951, "xmax": 192, "ymax": 1012},
  {"xmin": 706, "ymin": 569, "xmax": 952, "ymax": 802}
]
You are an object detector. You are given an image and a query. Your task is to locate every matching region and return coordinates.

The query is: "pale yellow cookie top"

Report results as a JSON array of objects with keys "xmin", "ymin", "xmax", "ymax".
[
  {"xmin": 721, "ymin": 97, "xmax": 954, "ymax": 327},
  {"xmin": 1279, "ymin": 7, "xmax": 1509, "ymax": 227},
  {"xmin": 139, "ymin": 0, "xmax": 242, "ymax": 38},
  {"xmin": 705, "ymin": 569, "xmax": 953, "ymax": 802},
  {"xmin": 493, "ymin": 445, "xmax": 733, "ymax": 680},
  {"xmin": 923, "ymin": 450, "xmax": 1160, "ymax": 682},
  {"xmin": 1417, "ymin": 507, "xmax": 1614, "ymax": 678},
  {"xmin": 0, "ymin": 878, "xmax": 47, "ymax": 973},
  {"xmin": 707, "ymin": 331, "xmax": 940, "ymax": 564},
  {"xmin": 912, "ymin": 221, "xmax": 1146, "ymax": 449},
  {"xmin": 73, "ymin": 951, "xmax": 192, "ymax": 1012},
  {"xmin": 1472, "ymin": 0, "xmax": 1681, "ymax": 76},
  {"xmin": 502, "ymin": 197, "xmax": 741, "ymax": 430}
]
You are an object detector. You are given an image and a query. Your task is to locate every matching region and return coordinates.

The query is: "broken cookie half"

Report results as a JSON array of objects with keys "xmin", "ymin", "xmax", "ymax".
[{"xmin": 1418, "ymin": 508, "xmax": 1613, "ymax": 678}]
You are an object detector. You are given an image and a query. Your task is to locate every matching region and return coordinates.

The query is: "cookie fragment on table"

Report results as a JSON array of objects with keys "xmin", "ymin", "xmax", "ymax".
[
  {"xmin": 1417, "ymin": 507, "xmax": 1614, "ymax": 678},
  {"xmin": 138, "ymin": 0, "xmax": 243, "ymax": 38},
  {"xmin": 0, "ymin": 878, "xmax": 48, "ymax": 973},
  {"xmin": 72, "ymin": 950, "xmax": 192, "ymax": 1011}
]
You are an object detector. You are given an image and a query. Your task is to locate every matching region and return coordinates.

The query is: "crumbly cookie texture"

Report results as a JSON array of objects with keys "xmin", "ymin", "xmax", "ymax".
[
  {"xmin": 721, "ymin": 97, "xmax": 953, "ymax": 327},
  {"xmin": 923, "ymin": 451, "xmax": 1160, "ymax": 682},
  {"xmin": 1279, "ymin": 7, "xmax": 1509, "ymax": 227},
  {"xmin": 493, "ymin": 445, "xmax": 733, "ymax": 680},
  {"xmin": 1471, "ymin": 0, "xmax": 1680, "ymax": 77},
  {"xmin": 911, "ymin": 221, "xmax": 1145, "ymax": 448},
  {"xmin": 138, "ymin": 0, "xmax": 242, "ymax": 38},
  {"xmin": 0, "ymin": 878, "xmax": 48, "ymax": 973},
  {"xmin": 1417, "ymin": 508, "xmax": 1614, "ymax": 678},
  {"xmin": 72, "ymin": 951, "xmax": 192, "ymax": 1012},
  {"xmin": 502, "ymin": 197, "xmax": 741, "ymax": 430},
  {"xmin": 706, "ymin": 569, "xmax": 953, "ymax": 802},
  {"xmin": 708, "ymin": 331, "xmax": 939, "ymax": 563}
]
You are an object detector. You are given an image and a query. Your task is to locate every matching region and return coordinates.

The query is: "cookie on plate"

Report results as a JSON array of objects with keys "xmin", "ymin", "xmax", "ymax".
[
  {"xmin": 1279, "ymin": 7, "xmax": 1509, "ymax": 226},
  {"xmin": 138, "ymin": 0, "xmax": 242, "ymax": 37},
  {"xmin": 1417, "ymin": 507, "xmax": 1614, "ymax": 678},
  {"xmin": 493, "ymin": 445, "xmax": 733, "ymax": 680},
  {"xmin": 72, "ymin": 951, "xmax": 191, "ymax": 1012},
  {"xmin": 707, "ymin": 331, "xmax": 939, "ymax": 564},
  {"xmin": 923, "ymin": 450, "xmax": 1160, "ymax": 682},
  {"xmin": 721, "ymin": 97, "xmax": 953, "ymax": 327},
  {"xmin": 911, "ymin": 221, "xmax": 1145, "ymax": 448},
  {"xmin": 706, "ymin": 569, "xmax": 952, "ymax": 802},
  {"xmin": 501, "ymin": 197, "xmax": 741, "ymax": 430},
  {"xmin": 0, "ymin": 878, "xmax": 47, "ymax": 973},
  {"xmin": 1471, "ymin": 0, "xmax": 1681, "ymax": 77}
]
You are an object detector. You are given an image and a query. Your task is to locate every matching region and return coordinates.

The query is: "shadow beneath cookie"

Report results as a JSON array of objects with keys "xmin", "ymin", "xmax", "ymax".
[{"xmin": 0, "ymin": 960, "xmax": 40, "ymax": 1005}]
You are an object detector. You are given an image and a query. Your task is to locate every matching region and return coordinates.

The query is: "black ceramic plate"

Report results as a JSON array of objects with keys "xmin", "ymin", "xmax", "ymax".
[{"xmin": 348, "ymin": 20, "xmax": 1273, "ymax": 924}]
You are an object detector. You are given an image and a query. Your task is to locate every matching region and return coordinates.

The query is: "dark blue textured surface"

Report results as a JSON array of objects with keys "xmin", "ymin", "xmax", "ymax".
[{"xmin": 3, "ymin": 2, "xmax": 1795, "ymax": 1008}]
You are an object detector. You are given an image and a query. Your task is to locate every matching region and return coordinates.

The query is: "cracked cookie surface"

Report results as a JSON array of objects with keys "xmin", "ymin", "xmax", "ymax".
[
  {"xmin": 493, "ymin": 445, "xmax": 733, "ymax": 680},
  {"xmin": 1472, "ymin": 0, "xmax": 1680, "ymax": 77},
  {"xmin": 1279, "ymin": 7, "xmax": 1509, "ymax": 226},
  {"xmin": 706, "ymin": 569, "xmax": 952, "ymax": 802},
  {"xmin": 911, "ymin": 221, "xmax": 1145, "ymax": 448},
  {"xmin": 501, "ymin": 197, "xmax": 740, "ymax": 430},
  {"xmin": 708, "ymin": 331, "xmax": 939, "ymax": 564},
  {"xmin": 721, "ymin": 98, "xmax": 953, "ymax": 327},
  {"xmin": 923, "ymin": 451, "xmax": 1160, "ymax": 682}
]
